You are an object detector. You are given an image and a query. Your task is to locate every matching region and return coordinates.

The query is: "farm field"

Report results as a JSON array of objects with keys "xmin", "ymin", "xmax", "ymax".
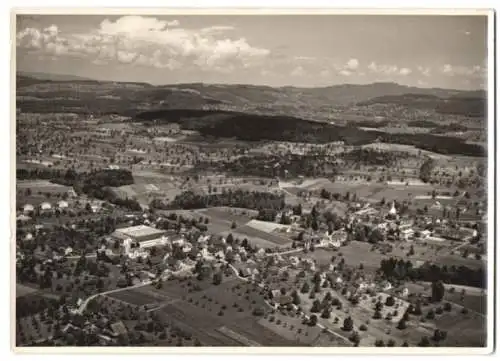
[
  {"xmin": 291, "ymin": 274, "xmax": 427, "ymax": 347},
  {"xmin": 432, "ymin": 253, "xmax": 485, "ymax": 269},
  {"xmin": 202, "ymin": 207, "xmax": 256, "ymax": 224},
  {"xmin": 245, "ymin": 219, "xmax": 284, "ymax": 233},
  {"xmin": 298, "ymin": 239, "xmax": 480, "ymax": 281},
  {"xmin": 16, "ymin": 312, "xmax": 53, "ymax": 346},
  {"xmin": 259, "ymin": 311, "xmax": 341, "ymax": 346},
  {"xmin": 195, "ymin": 207, "xmax": 255, "ymax": 233},
  {"xmin": 235, "ymin": 225, "xmax": 292, "ymax": 245},
  {"xmin": 316, "ymin": 242, "xmax": 385, "ymax": 271},
  {"xmin": 153, "ymin": 278, "xmax": 296, "ymax": 346},
  {"xmin": 220, "ymin": 225, "xmax": 293, "ymax": 249},
  {"xmin": 405, "ymin": 282, "xmax": 487, "ymax": 315},
  {"xmin": 433, "ymin": 311, "xmax": 486, "ymax": 347},
  {"xmin": 107, "ymin": 288, "xmax": 166, "ymax": 306}
]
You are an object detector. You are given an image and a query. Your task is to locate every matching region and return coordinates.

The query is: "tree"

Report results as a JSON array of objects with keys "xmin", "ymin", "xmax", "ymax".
[
  {"xmin": 321, "ymin": 308, "xmax": 331, "ymax": 319},
  {"xmin": 387, "ymin": 339, "xmax": 396, "ymax": 347},
  {"xmin": 349, "ymin": 331, "xmax": 361, "ymax": 346},
  {"xmin": 431, "ymin": 281, "xmax": 445, "ymax": 303},
  {"xmin": 231, "ymin": 221, "xmax": 237, "ymax": 229},
  {"xmin": 85, "ymin": 203, "xmax": 93, "ymax": 213},
  {"xmin": 426, "ymin": 309, "xmax": 435, "ymax": 320},
  {"xmin": 397, "ymin": 318, "xmax": 407, "ymax": 330},
  {"xmin": 413, "ymin": 301, "xmax": 423, "ymax": 315},
  {"xmin": 373, "ymin": 310, "xmax": 382, "ymax": 320},
  {"xmin": 309, "ymin": 289, "xmax": 316, "ymax": 300},
  {"xmin": 292, "ymin": 291, "xmax": 301, "ymax": 305},
  {"xmin": 385, "ymin": 296, "xmax": 395, "ymax": 307},
  {"xmin": 443, "ymin": 302, "xmax": 452, "ymax": 312},
  {"xmin": 418, "ymin": 336, "xmax": 431, "ymax": 347},
  {"xmin": 419, "ymin": 158, "xmax": 435, "ymax": 183},
  {"xmin": 213, "ymin": 272, "xmax": 223, "ymax": 285},
  {"xmin": 374, "ymin": 339, "xmax": 385, "ymax": 347},
  {"xmin": 343, "ymin": 316, "xmax": 354, "ymax": 332},
  {"xmin": 311, "ymin": 300, "xmax": 321, "ymax": 313},
  {"xmin": 432, "ymin": 329, "xmax": 447, "ymax": 342},
  {"xmin": 368, "ymin": 228, "xmax": 384, "ymax": 244},
  {"xmin": 300, "ymin": 282, "xmax": 310, "ymax": 294},
  {"xmin": 309, "ymin": 315, "xmax": 318, "ymax": 326},
  {"xmin": 402, "ymin": 341, "xmax": 409, "ymax": 347}
]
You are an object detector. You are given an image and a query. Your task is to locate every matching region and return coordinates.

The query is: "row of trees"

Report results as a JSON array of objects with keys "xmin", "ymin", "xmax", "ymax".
[
  {"xmin": 379, "ymin": 257, "xmax": 486, "ymax": 288},
  {"xmin": 158, "ymin": 189, "xmax": 286, "ymax": 211}
]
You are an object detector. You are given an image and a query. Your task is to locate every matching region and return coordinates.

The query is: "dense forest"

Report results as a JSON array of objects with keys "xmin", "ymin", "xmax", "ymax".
[
  {"xmin": 17, "ymin": 168, "xmax": 140, "ymax": 210},
  {"xmin": 340, "ymin": 148, "xmax": 401, "ymax": 167},
  {"xmin": 151, "ymin": 189, "xmax": 285, "ymax": 211},
  {"xmin": 197, "ymin": 154, "xmax": 338, "ymax": 178},
  {"xmin": 379, "ymin": 257, "xmax": 485, "ymax": 288},
  {"xmin": 134, "ymin": 109, "xmax": 486, "ymax": 157},
  {"xmin": 357, "ymin": 92, "xmax": 486, "ymax": 118}
]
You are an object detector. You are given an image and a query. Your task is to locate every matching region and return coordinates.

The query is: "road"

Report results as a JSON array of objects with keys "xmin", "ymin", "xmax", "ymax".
[
  {"xmin": 66, "ymin": 253, "xmax": 98, "ymax": 260},
  {"xmin": 77, "ymin": 264, "xmax": 195, "ymax": 314},
  {"xmin": 265, "ymin": 248, "xmax": 305, "ymax": 257},
  {"xmin": 76, "ymin": 280, "xmax": 153, "ymax": 314},
  {"xmin": 265, "ymin": 244, "xmax": 329, "ymax": 258}
]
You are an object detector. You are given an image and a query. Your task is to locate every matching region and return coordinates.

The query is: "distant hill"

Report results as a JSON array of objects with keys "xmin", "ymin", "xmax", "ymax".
[
  {"xmin": 17, "ymin": 71, "xmax": 98, "ymax": 82},
  {"xmin": 358, "ymin": 91, "xmax": 486, "ymax": 117},
  {"xmin": 15, "ymin": 73, "xmax": 486, "ymax": 118},
  {"xmin": 160, "ymin": 81, "xmax": 466, "ymax": 107}
]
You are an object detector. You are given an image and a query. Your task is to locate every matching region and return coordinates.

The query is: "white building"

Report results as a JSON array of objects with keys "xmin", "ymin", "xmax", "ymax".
[
  {"xmin": 400, "ymin": 228, "xmax": 415, "ymax": 241},
  {"xmin": 57, "ymin": 200, "xmax": 69, "ymax": 209},
  {"xmin": 389, "ymin": 202, "xmax": 397, "ymax": 216},
  {"xmin": 420, "ymin": 230, "xmax": 432, "ymax": 238},
  {"xmin": 23, "ymin": 204, "xmax": 35, "ymax": 214},
  {"xmin": 40, "ymin": 202, "xmax": 52, "ymax": 211}
]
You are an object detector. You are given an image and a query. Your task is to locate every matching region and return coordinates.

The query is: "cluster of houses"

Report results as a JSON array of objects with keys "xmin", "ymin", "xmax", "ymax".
[{"xmin": 19, "ymin": 199, "xmax": 105, "ymax": 220}]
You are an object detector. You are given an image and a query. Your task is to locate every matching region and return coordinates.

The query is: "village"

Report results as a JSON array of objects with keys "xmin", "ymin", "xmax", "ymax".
[{"xmin": 15, "ymin": 165, "xmax": 486, "ymax": 347}]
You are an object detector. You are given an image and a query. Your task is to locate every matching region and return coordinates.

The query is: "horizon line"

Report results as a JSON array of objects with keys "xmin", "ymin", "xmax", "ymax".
[{"xmin": 17, "ymin": 70, "xmax": 486, "ymax": 93}]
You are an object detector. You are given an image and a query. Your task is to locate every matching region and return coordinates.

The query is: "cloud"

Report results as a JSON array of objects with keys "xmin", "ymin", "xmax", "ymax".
[
  {"xmin": 442, "ymin": 64, "xmax": 486, "ymax": 77},
  {"xmin": 339, "ymin": 69, "xmax": 352, "ymax": 76},
  {"xmin": 368, "ymin": 61, "xmax": 413, "ymax": 77},
  {"xmin": 293, "ymin": 55, "xmax": 316, "ymax": 63},
  {"xmin": 417, "ymin": 66, "xmax": 431, "ymax": 77},
  {"xmin": 16, "ymin": 16, "xmax": 270, "ymax": 73},
  {"xmin": 200, "ymin": 25, "xmax": 235, "ymax": 34},
  {"xmin": 345, "ymin": 58, "xmax": 359, "ymax": 70},
  {"xmin": 367, "ymin": 61, "xmax": 399, "ymax": 75},
  {"xmin": 166, "ymin": 20, "xmax": 180, "ymax": 27},
  {"xmin": 291, "ymin": 66, "xmax": 305, "ymax": 77},
  {"xmin": 320, "ymin": 69, "xmax": 331, "ymax": 77}
]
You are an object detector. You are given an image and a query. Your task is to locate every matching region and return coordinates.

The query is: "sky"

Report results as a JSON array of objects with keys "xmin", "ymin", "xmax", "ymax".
[{"xmin": 15, "ymin": 14, "xmax": 489, "ymax": 89}]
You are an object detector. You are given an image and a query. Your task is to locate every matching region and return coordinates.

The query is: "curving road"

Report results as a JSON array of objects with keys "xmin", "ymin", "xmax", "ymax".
[
  {"xmin": 77, "ymin": 264, "xmax": 195, "ymax": 314},
  {"xmin": 76, "ymin": 280, "xmax": 153, "ymax": 314}
]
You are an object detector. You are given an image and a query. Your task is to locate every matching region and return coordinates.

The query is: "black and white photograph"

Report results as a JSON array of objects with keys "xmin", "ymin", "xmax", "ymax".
[{"xmin": 11, "ymin": 8, "xmax": 494, "ymax": 351}]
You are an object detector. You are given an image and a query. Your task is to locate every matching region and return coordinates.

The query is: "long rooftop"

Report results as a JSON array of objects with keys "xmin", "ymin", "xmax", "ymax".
[{"xmin": 115, "ymin": 225, "xmax": 167, "ymax": 239}]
